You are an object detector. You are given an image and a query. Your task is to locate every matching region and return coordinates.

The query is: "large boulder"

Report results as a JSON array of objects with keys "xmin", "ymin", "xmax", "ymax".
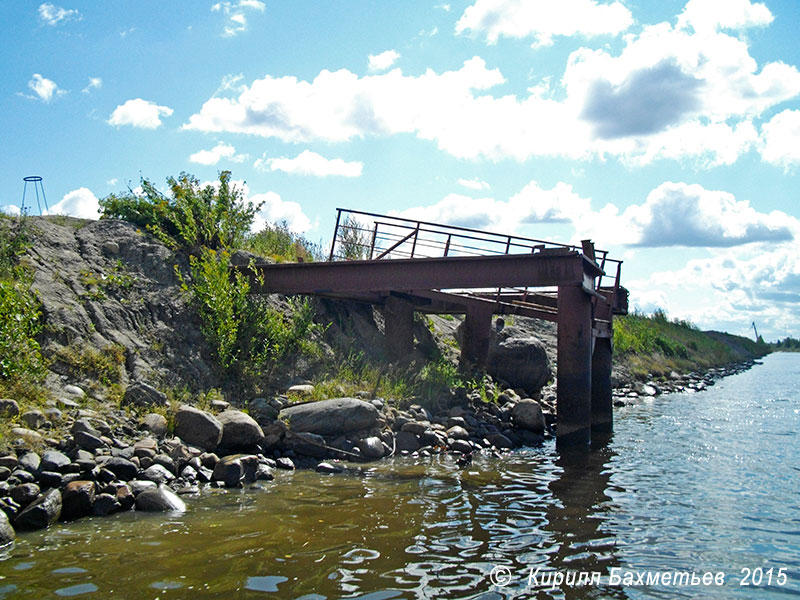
[
  {"xmin": 173, "ymin": 405, "xmax": 223, "ymax": 451},
  {"xmin": 121, "ymin": 382, "xmax": 167, "ymax": 408},
  {"xmin": 487, "ymin": 334, "xmax": 550, "ymax": 394},
  {"xmin": 135, "ymin": 486, "xmax": 186, "ymax": 513},
  {"xmin": 511, "ymin": 399, "xmax": 546, "ymax": 433},
  {"xmin": 217, "ymin": 410, "xmax": 264, "ymax": 451},
  {"xmin": 15, "ymin": 489, "xmax": 62, "ymax": 531},
  {"xmin": 279, "ymin": 398, "xmax": 379, "ymax": 437},
  {"xmin": 61, "ymin": 481, "xmax": 96, "ymax": 521}
]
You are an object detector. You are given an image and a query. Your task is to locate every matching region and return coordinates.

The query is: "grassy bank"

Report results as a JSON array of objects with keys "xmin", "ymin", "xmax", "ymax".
[{"xmin": 613, "ymin": 309, "xmax": 771, "ymax": 380}]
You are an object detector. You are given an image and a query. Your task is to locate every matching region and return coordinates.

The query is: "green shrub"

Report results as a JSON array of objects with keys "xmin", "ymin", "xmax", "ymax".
[
  {"xmin": 0, "ymin": 276, "xmax": 45, "ymax": 381},
  {"xmin": 100, "ymin": 171, "xmax": 260, "ymax": 251},
  {"xmin": 0, "ymin": 214, "xmax": 46, "ymax": 388},
  {"xmin": 178, "ymin": 248, "xmax": 322, "ymax": 377},
  {"xmin": 244, "ymin": 221, "xmax": 324, "ymax": 263}
]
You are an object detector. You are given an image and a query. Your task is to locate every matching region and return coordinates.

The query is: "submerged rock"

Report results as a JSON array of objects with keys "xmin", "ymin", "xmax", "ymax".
[
  {"xmin": 135, "ymin": 486, "xmax": 186, "ymax": 513},
  {"xmin": 0, "ymin": 509, "xmax": 14, "ymax": 545}
]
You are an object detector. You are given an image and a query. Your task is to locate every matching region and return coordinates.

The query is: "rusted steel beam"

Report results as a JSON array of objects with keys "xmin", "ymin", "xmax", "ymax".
[
  {"xmin": 556, "ymin": 285, "xmax": 593, "ymax": 447},
  {"xmin": 591, "ymin": 336, "xmax": 613, "ymax": 434},
  {"xmin": 237, "ymin": 252, "xmax": 601, "ymax": 295}
]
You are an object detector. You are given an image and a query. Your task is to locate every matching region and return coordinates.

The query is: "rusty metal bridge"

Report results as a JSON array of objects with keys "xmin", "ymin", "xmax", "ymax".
[{"xmin": 238, "ymin": 208, "xmax": 628, "ymax": 447}]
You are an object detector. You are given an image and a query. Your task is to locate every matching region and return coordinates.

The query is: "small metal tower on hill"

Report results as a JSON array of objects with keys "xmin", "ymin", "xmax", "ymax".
[{"xmin": 21, "ymin": 175, "xmax": 49, "ymax": 215}]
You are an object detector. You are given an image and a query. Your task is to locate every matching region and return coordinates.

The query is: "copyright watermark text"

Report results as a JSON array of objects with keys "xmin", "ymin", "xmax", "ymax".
[{"xmin": 487, "ymin": 566, "xmax": 790, "ymax": 591}]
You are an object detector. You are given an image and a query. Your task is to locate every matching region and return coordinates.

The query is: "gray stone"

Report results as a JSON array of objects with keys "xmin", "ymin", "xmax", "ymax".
[
  {"xmin": 255, "ymin": 464, "xmax": 275, "ymax": 481},
  {"xmin": 279, "ymin": 398, "xmax": 379, "ymax": 436},
  {"xmin": 486, "ymin": 432, "xmax": 514, "ymax": 450},
  {"xmin": 135, "ymin": 486, "xmax": 186, "ymax": 512},
  {"xmin": 487, "ymin": 335, "xmax": 550, "ymax": 395},
  {"xmin": 0, "ymin": 509, "xmax": 14, "ymax": 546},
  {"xmin": 217, "ymin": 410, "xmax": 264, "ymax": 450},
  {"xmin": 10, "ymin": 428, "xmax": 42, "ymax": 444},
  {"xmin": 401, "ymin": 421, "xmax": 429, "ymax": 436},
  {"xmin": 15, "ymin": 489, "xmax": 62, "ymax": 531},
  {"xmin": 357, "ymin": 436, "xmax": 385, "ymax": 460},
  {"xmin": 276, "ymin": 457, "xmax": 295, "ymax": 470},
  {"xmin": 38, "ymin": 471, "xmax": 64, "ymax": 489},
  {"xmin": 140, "ymin": 413, "xmax": 168, "ymax": 436},
  {"xmin": 71, "ymin": 418, "xmax": 101, "ymax": 438},
  {"xmin": 61, "ymin": 480, "xmax": 96, "ymax": 521},
  {"xmin": 133, "ymin": 437, "xmax": 158, "ymax": 458},
  {"xmin": 41, "ymin": 450, "xmax": 71, "ymax": 472},
  {"xmin": 122, "ymin": 382, "xmax": 167, "ymax": 408},
  {"xmin": 129, "ymin": 480, "xmax": 157, "ymax": 496},
  {"xmin": 286, "ymin": 384, "xmax": 314, "ymax": 395},
  {"xmin": 395, "ymin": 431, "xmax": 421, "ymax": 453},
  {"xmin": 0, "ymin": 455, "xmax": 18, "ymax": 470},
  {"xmin": 446, "ymin": 425, "xmax": 470, "ymax": 440},
  {"xmin": 174, "ymin": 405, "xmax": 223, "ymax": 451},
  {"xmin": 92, "ymin": 493, "xmax": 122, "ymax": 516},
  {"xmin": 44, "ymin": 407, "xmax": 63, "ymax": 423},
  {"xmin": 10, "ymin": 483, "xmax": 41, "ymax": 508},
  {"xmin": 284, "ymin": 432, "xmax": 327, "ymax": 458},
  {"xmin": 105, "ymin": 457, "xmax": 138, "ymax": 481},
  {"xmin": 18, "ymin": 452, "xmax": 41, "ymax": 473},
  {"xmin": 210, "ymin": 399, "xmax": 230, "ymax": 412},
  {"xmin": 450, "ymin": 439, "xmax": 473, "ymax": 454},
  {"xmin": 511, "ymin": 399, "xmax": 546, "ymax": 433},
  {"xmin": 316, "ymin": 462, "xmax": 343, "ymax": 474},
  {"xmin": 247, "ymin": 397, "xmax": 279, "ymax": 426},
  {"xmin": 63, "ymin": 384, "xmax": 86, "ymax": 398},
  {"xmin": 19, "ymin": 410, "xmax": 46, "ymax": 429},
  {"xmin": 74, "ymin": 430, "xmax": 106, "ymax": 451},
  {"xmin": 142, "ymin": 464, "xmax": 175, "ymax": 485},
  {"xmin": 0, "ymin": 399, "xmax": 19, "ymax": 418},
  {"xmin": 153, "ymin": 454, "xmax": 177, "ymax": 475}
]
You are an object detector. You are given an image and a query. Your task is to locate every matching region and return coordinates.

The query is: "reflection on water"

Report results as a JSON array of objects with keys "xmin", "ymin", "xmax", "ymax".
[{"xmin": 1, "ymin": 354, "xmax": 799, "ymax": 599}]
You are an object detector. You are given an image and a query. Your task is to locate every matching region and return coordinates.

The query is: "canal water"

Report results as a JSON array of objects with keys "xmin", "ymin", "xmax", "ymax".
[{"xmin": 1, "ymin": 353, "xmax": 798, "ymax": 599}]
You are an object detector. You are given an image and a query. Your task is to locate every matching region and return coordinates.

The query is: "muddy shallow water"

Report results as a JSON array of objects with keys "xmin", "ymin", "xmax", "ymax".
[{"xmin": 2, "ymin": 353, "xmax": 799, "ymax": 599}]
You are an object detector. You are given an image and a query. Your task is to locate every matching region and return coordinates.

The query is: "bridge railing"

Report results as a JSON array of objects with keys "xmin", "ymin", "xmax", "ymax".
[{"xmin": 327, "ymin": 208, "xmax": 623, "ymax": 296}]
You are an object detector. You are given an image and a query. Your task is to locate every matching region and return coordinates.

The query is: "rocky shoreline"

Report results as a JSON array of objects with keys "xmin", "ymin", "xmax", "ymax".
[{"xmin": 0, "ymin": 358, "xmax": 763, "ymax": 546}]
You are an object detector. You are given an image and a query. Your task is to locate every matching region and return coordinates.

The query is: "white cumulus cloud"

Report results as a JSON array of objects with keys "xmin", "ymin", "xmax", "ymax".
[
  {"xmin": 82, "ymin": 77, "xmax": 102, "ymax": 94},
  {"xmin": 759, "ymin": 109, "xmax": 800, "ymax": 170},
  {"xmin": 254, "ymin": 150, "xmax": 363, "ymax": 177},
  {"xmin": 108, "ymin": 99, "xmax": 173, "ymax": 129},
  {"xmin": 456, "ymin": 0, "xmax": 633, "ymax": 47},
  {"xmin": 250, "ymin": 191, "xmax": 312, "ymax": 233},
  {"xmin": 368, "ymin": 50, "xmax": 400, "ymax": 72},
  {"xmin": 189, "ymin": 142, "xmax": 246, "ymax": 165},
  {"xmin": 182, "ymin": 2, "xmax": 800, "ymax": 168},
  {"xmin": 25, "ymin": 74, "xmax": 66, "ymax": 102},
  {"xmin": 49, "ymin": 188, "xmax": 100, "ymax": 219},
  {"xmin": 677, "ymin": 0, "xmax": 773, "ymax": 33},
  {"xmin": 211, "ymin": 0, "xmax": 265, "ymax": 37},
  {"xmin": 38, "ymin": 3, "xmax": 80, "ymax": 26},
  {"xmin": 457, "ymin": 178, "xmax": 490, "ymax": 191}
]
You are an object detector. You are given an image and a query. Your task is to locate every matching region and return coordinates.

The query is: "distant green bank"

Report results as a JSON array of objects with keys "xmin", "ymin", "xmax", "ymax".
[{"xmin": 613, "ymin": 309, "xmax": 772, "ymax": 380}]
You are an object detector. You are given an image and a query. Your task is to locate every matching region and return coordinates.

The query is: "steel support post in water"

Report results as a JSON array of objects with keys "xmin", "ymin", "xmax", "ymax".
[
  {"xmin": 460, "ymin": 304, "xmax": 494, "ymax": 369},
  {"xmin": 591, "ymin": 336, "xmax": 613, "ymax": 434},
  {"xmin": 384, "ymin": 295, "xmax": 415, "ymax": 360},
  {"xmin": 557, "ymin": 285, "xmax": 593, "ymax": 447}
]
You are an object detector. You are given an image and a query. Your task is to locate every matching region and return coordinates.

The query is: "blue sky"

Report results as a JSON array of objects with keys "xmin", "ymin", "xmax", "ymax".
[{"xmin": 2, "ymin": 0, "xmax": 799, "ymax": 341}]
